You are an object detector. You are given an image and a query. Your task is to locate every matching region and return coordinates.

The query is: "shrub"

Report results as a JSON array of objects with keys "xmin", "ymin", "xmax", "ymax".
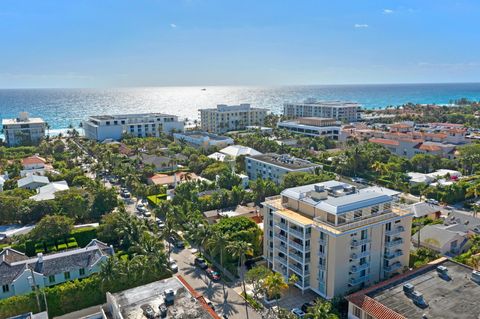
[
  {"xmin": 71, "ymin": 227, "xmax": 97, "ymax": 247},
  {"xmin": 241, "ymin": 292, "xmax": 263, "ymax": 311},
  {"xmin": 57, "ymin": 243, "xmax": 67, "ymax": 250},
  {"xmin": 67, "ymin": 241, "xmax": 78, "ymax": 248},
  {"xmin": 25, "ymin": 240, "xmax": 35, "ymax": 256}
]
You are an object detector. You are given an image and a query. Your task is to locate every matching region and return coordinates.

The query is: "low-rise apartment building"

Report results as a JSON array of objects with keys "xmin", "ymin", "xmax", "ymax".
[
  {"xmin": 262, "ymin": 181, "xmax": 412, "ymax": 299},
  {"xmin": 2, "ymin": 113, "xmax": 46, "ymax": 146},
  {"xmin": 277, "ymin": 117, "xmax": 341, "ymax": 140},
  {"xmin": 246, "ymin": 153, "xmax": 321, "ymax": 184},
  {"xmin": 199, "ymin": 103, "xmax": 268, "ymax": 134},
  {"xmin": 83, "ymin": 113, "xmax": 184, "ymax": 141},
  {"xmin": 283, "ymin": 100, "xmax": 361, "ymax": 122},
  {"xmin": 0, "ymin": 239, "xmax": 113, "ymax": 299},
  {"xmin": 173, "ymin": 131, "xmax": 234, "ymax": 149}
]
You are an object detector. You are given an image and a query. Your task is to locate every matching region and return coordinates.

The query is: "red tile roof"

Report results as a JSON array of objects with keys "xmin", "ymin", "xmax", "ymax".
[
  {"xmin": 369, "ymin": 138, "xmax": 400, "ymax": 146},
  {"xmin": 21, "ymin": 155, "xmax": 46, "ymax": 166}
]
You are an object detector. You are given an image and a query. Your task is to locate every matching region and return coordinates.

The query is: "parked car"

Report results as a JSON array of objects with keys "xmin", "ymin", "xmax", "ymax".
[
  {"xmin": 291, "ymin": 308, "xmax": 305, "ymax": 318},
  {"xmin": 204, "ymin": 297, "xmax": 215, "ymax": 310},
  {"xmin": 169, "ymin": 258, "xmax": 178, "ymax": 273},
  {"xmin": 301, "ymin": 301, "xmax": 316, "ymax": 313},
  {"xmin": 206, "ymin": 268, "xmax": 221, "ymax": 281},
  {"xmin": 158, "ymin": 304, "xmax": 167, "ymax": 318},
  {"xmin": 121, "ymin": 191, "xmax": 131, "ymax": 198},
  {"xmin": 195, "ymin": 257, "xmax": 208, "ymax": 269},
  {"xmin": 175, "ymin": 240, "xmax": 185, "ymax": 249},
  {"xmin": 143, "ymin": 210, "xmax": 152, "ymax": 218},
  {"xmin": 141, "ymin": 304, "xmax": 156, "ymax": 319}
]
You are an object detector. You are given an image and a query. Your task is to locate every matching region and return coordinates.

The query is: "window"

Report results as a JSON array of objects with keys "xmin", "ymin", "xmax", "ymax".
[
  {"xmin": 361, "ymin": 244, "xmax": 367, "ymax": 252},
  {"xmin": 352, "ymin": 306, "xmax": 362, "ymax": 317},
  {"xmin": 371, "ymin": 205, "xmax": 379, "ymax": 215},
  {"xmin": 2, "ymin": 284, "xmax": 9, "ymax": 293},
  {"xmin": 366, "ymin": 314, "xmax": 374, "ymax": 319},
  {"xmin": 64, "ymin": 272, "xmax": 71, "ymax": 280},
  {"xmin": 337, "ymin": 214, "xmax": 346, "ymax": 225},
  {"xmin": 49, "ymin": 275, "xmax": 55, "ymax": 283},
  {"xmin": 361, "ymin": 230, "xmax": 368, "ymax": 240},
  {"xmin": 79, "ymin": 268, "xmax": 85, "ymax": 276},
  {"xmin": 354, "ymin": 210, "xmax": 363, "ymax": 220}
]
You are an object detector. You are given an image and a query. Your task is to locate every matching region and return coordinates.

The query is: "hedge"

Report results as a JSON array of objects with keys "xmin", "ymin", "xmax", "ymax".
[
  {"xmin": 71, "ymin": 227, "xmax": 97, "ymax": 247},
  {"xmin": 147, "ymin": 194, "xmax": 168, "ymax": 206}
]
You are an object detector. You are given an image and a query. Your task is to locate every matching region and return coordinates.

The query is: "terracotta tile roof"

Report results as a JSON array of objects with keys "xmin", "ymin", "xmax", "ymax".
[
  {"xmin": 369, "ymin": 138, "xmax": 400, "ymax": 146},
  {"xmin": 390, "ymin": 123, "xmax": 412, "ymax": 129},
  {"xmin": 358, "ymin": 296, "xmax": 406, "ymax": 319},
  {"xmin": 148, "ymin": 172, "xmax": 199, "ymax": 185},
  {"xmin": 415, "ymin": 144, "xmax": 442, "ymax": 151},
  {"xmin": 22, "ymin": 155, "xmax": 46, "ymax": 166}
]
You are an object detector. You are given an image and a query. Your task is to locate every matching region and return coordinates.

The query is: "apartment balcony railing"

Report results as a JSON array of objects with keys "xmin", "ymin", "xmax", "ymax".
[
  {"xmin": 350, "ymin": 251, "xmax": 370, "ymax": 260},
  {"xmin": 318, "ymin": 250, "xmax": 327, "ymax": 258},
  {"xmin": 276, "ymin": 245, "xmax": 287, "ymax": 254},
  {"xmin": 318, "ymin": 263, "xmax": 326, "ymax": 271},
  {"xmin": 275, "ymin": 223, "xmax": 288, "ymax": 231},
  {"xmin": 385, "ymin": 238, "xmax": 403, "ymax": 248},
  {"xmin": 289, "ymin": 253, "xmax": 309, "ymax": 264},
  {"xmin": 275, "ymin": 233, "xmax": 288, "ymax": 242},
  {"xmin": 289, "ymin": 240, "xmax": 306, "ymax": 251},
  {"xmin": 274, "ymin": 256, "xmax": 288, "ymax": 266},
  {"xmin": 348, "ymin": 275, "xmax": 370, "ymax": 286},
  {"xmin": 384, "ymin": 262, "xmax": 402, "ymax": 272},
  {"xmin": 350, "ymin": 263, "xmax": 369, "ymax": 273},
  {"xmin": 273, "ymin": 265, "xmax": 287, "ymax": 277},
  {"xmin": 288, "ymin": 265, "xmax": 304, "ymax": 276},
  {"xmin": 385, "ymin": 226, "xmax": 405, "ymax": 236},
  {"xmin": 351, "ymin": 238, "xmax": 371, "ymax": 247},
  {"xmin": 289, "ymin": 228, "xmax": 305, "ymax": 239},
  {"xmin": 318, "ymin": 237, "xmax": 327, "ymax": 246},
  {"xmin": 384, "ymin": 250, "xmax": 403, "ymax": 260}
]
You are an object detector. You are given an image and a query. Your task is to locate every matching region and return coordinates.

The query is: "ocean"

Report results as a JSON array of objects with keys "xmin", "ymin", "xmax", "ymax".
[{"xmin": 1, "ymin": 83, "xmax": 480, "ymax": 131}]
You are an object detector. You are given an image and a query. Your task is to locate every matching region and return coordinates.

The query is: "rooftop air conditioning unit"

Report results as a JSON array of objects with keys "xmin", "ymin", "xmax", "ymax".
[{"xmin": 472, "ymin": 270, "xmax": 480, "ymax": 283}]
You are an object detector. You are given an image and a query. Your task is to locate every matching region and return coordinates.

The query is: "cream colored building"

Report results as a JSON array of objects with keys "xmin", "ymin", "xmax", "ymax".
[
  {"xmin": 199, "ymin": 103, "xmax": 268, "ymax": 134},
  {"xmin": 262, "ymin": 181, "xmax": 412, "ymax": 299}
]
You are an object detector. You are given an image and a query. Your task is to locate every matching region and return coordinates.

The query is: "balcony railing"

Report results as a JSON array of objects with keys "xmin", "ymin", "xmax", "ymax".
[
  {"xmin": 289, "ymin": 240, "xmax": 306, "ymax": 251},
  {"xmin": 351, "ymin": 238, "xmax": 371, "ymax": 247},
  {"xmin": 349, "ymin": 275, "xmax": 370, "ymax": 286},
  {"xmin": 350, "ymin": 263, "xmax": 369, "ymax": 273},
  {"xmin": 318, "ymin": 237, "xmax": 327, "ymax": 246},
  {"xmin": 276, "ymin": 245, "xmax": 287, "ymax": 254},
  {"xmin": 275, "ymin": 233, "xmax": 288, "ymax": 242},
  {"xmin": 289, "ymin": 228, "xmax": 305, "ymax": 239},
  {"xmin": 385, "ymin": 238, "xmax": 403, "ymax": 247},
  {"xmin": 384, "ymin": 262, "xmax": 402, "ymax": 272},
  {"xmin": 318, "ymin": 250, "xmax": 327, "ymax": 258},
  {"xmin": 350, "ymin": 251, "xmax": 370, "ymax": 260},
  {"xmin": 318, "ymin": 263, "xmax": 326, "ymax": 271},
  {"xmin": 274, "ymin": 256, "xmax": 288, "ymax": 266},
  {"xmin": 384, "ymin": 250, "xmax": 403, "ymax": 260},
  {"xmin": 290, "ymin": 264, "xmax": 308, "ymax": 276},
  {"xmin": 289, "ymin": 253, "xmax": 309, "ymax": 264},
  {"xmin": 275, "ymin": 223, "xmax": 288, "ymax": 231},
  {"xmin": 385, "ymin": 226, "xmax": 405, "ymax": 236}
]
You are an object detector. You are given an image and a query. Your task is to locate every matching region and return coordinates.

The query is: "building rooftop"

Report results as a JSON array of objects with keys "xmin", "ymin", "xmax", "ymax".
[
  {"xmin": 29, "ymin": 180, "xmax": 69, "ymax": 201},
  {"xmin": 347, "ymin": 259, "xmax": 480, "ymax": 319},
  {"xmin": 219, "ymin": 145, "xmax": 262, "ymax": 158},
  {"xmin": 21, "ymin": 155, "xmax": 47, "ymax": 166},
  {"xmin": 88, "ymin": 113, "xmax": 176, "ymax": 121},
  {"xmin": 247, "ymin": 153, "xmax": 320, "ymax": 170},
  {"xmin": 7, "ymin": 312, "xmax": 48, "ymax": 319},
  {"xmin": 176, "ymin": 131, "xmax": 233, "ymax": 141},
  {"xmin": 287, "ymin": 100, "xmax": 361, "ymax": 108},
  {"xmin": 17, "ymin": 175, "xmax": 50, "ymax": 188},
  {"xmin": 104, "ymin": 276, "xmax": 216, "ymax": 319}
]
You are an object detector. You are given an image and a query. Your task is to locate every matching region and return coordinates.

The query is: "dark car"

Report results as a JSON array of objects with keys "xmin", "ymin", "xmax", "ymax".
[
  {"xmin": 195, "ymin": 257, "xmax": 208, "ymax": 269},
  {"xmin": 158, "ymin": 304, "xmax": 167, "ymax": 318},
  {"xmin": 175, "ymin": 240, "xmax": 185, "ymax": 249},
  {"xmin": 206, "ymin": 268, "xmax": 221, "ymax": 281},
  {"xmin": 301, "ymin": 301, "xmax": 316, "ymax": 313},
  {"xmin": 141, "ymin": 304, "xmax": 156, "ymax": 319}
]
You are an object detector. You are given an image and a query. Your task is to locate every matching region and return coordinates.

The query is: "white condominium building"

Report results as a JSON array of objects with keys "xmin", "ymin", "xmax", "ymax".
[
  {"xmin": 277, "ymin": 117, "xmax": 341, "ymax": 140},
  {"xmin": 262, "ymin": 181, "xmax": 412, "ymax": 299},
  {"xmin": 199, "ymin": 103, "xmax": 268, "ymax": 134},
  {"xmin": 83, "ymin": 113, "xmax": 184, "ymax": 141},
  {"xmin": 283, "ymin": 100, "xmax": 361, "ymax": 122},
  {"xmin": 1, "ymin": 112, "xmax": 46, "ymax": 146}
]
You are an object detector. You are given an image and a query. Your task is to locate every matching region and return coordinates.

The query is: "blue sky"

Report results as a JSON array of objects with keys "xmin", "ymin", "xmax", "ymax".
[{"xmin": 0, "ymin": 0, "xmax": 479, "ymax": 88}]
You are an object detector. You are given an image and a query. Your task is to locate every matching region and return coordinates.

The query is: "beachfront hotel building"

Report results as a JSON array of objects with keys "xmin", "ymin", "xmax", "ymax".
[
  {"xmin": 262, "ymin": 181, "xmax": 413, "ymax": 299},
  {"xmin": 173, "ymin": 131, "xmax": 234, "ymax": 149},
  {"xmin": 83, "ymin": 113, "xmax": 184, "ymax": 141},
  {"xmin": 1, "ymin": 112, "xmax": 46, "ymax": 146},
  {"xmin": 277, "ymin": 117, "xmax": 342, "ymax": 140},
  {"xmin": 283, "ymin": 100, "xmax": 361, "ymax": 123},
  {"xmin": 199, "ymin": 103, "xmax": 268, "ymax": 134},
  {"xmin": 246, "ymin": 153, "xmax": 321, "ymax": 185}
]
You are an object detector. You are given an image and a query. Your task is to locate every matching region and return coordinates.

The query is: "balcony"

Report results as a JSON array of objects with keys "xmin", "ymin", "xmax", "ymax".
[
  {"xmin": 351, "ymin": 238, "xmax": 371, "ymax": 247},
  {"xmin": 289, "ymin": 253, "xmax": 307, "ymax": 264},
  {"xmin": 275, "ymin": 223, "xmax": 288, "ymax": 231},
  {"xmin": 289, "ymin": 240, "xmax": 306, "ymax": 251},
  {"xmin": 290, "ymin": 264, "xmax": 307, "ymax": 276},
  {"xmin": 318, "ymin": 263, "xmax": 326, "ymax": 271},
  {"xmin": 385, "ymin": 226, "xmax": 405, "ymax": 236},
  {"xmin": 348, "ymin": 275, "xmax": 370, "ymax": 286},
  {"xmin": 276, "ymin": 245, "xmax": 287, "ymax": 254},
  {"xmin": 384, "ymin": 262, "xmax": 402, "ymax": 272},
  {"xmin": 274, "ymin": 256, "xmax": 288, "ymax": 266},
  {"xmin": 385, "ymin": 238, "xmax": 403, "ymax": 247},
  {"xmin": 318, "ymin": 237, "xmax": 327, "ymax": 246},
  {"xmin": 350, "ymin": 251, "xmax": 370, "ymax": 260},
  {"xmin": 384, "ymin": 250, "xmax": 403, "ymax": 260},
  {"xmin": 289, "ymin": 228, "xmax": 305, "ymax": 239},
  {"xmin": 318, "ymin": 250, "xmax": 327, "ymax": 258},
  {"xmin": 350, "ymin": 263, "xmax": 369, "ymax": 273},
  {"xmin": 275, "ymin": 233, "xmax": 288, "ymax": 242}
]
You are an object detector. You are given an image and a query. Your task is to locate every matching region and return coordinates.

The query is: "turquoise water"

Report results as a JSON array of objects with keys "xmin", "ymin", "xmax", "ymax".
[{"xmin": 0, "ymin": 83, "xmax": 479, "ymax": 130}]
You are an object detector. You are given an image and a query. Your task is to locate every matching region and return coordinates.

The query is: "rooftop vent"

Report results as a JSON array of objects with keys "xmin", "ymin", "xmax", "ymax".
[
  {"xmin": 472, "ymin": 270, "xmax": 480, "ymax": 284},
  {"xmin": 436, "ymin": 265, "xmax": 448, "ymax": 274},
  {"xmin": 403, "ymin": 283, "xmax": 414, "ymax": 294}
]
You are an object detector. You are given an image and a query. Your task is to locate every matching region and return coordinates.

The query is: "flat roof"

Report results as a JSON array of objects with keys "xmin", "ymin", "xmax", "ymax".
[
  {"xmin": 176, "ymin": 131, "xmax": 232, "ymax": 141},
  {"xmin": 106, "ymin": 277, "xmax": 213, "ymax": 319},
  {"xmin": 247, "ymin": 153, "xmax": 319, "ymax": 170},
  {"xmin": 266, "ymin": 198, "xmax": 313, "ymax": 226},
  {"xmin": 2, "ymin": 118, "xmax": 45, "ymax": 125},
  {"xmin": 348, "ymin": 259, "xmax": 480, "ymax": 319},
  {"xmin": 89, "ymin": 113, "xmax": 176, "ymax": 120}
]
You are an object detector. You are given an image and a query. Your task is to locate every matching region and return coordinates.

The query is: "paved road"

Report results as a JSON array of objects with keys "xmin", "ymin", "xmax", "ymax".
[{"xmin": 171, "ymin": 248, "xmax": 262, "ymax": 319}]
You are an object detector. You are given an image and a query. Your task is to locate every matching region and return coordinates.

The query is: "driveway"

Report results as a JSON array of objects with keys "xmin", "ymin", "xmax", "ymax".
[{"xmin": 170, "ymin": 247, "xmax": 262, "ymax": 319}]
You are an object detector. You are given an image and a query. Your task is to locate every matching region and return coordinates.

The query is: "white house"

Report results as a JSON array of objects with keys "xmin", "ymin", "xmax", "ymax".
[
  {"xmin": 412, "ymin": 224, "xmax": 469, "ymax": 256},
  {"xmin": 29, "ymin": 181, "xmax": 69, "ymax": 201},
  {"xmin": 208, "ymin": 145, "xmax": 262, "ymax": 162},
  {"xmin": 17, "ymin": 175, "xmax": 50, "ymax": 190},
  {"xmin": 0, "ymin": 239, "xmax": 113, "ymax": 299},
  {"xmin": 173, "ymin": 131, "xmax": 234, "ymax": 149}
]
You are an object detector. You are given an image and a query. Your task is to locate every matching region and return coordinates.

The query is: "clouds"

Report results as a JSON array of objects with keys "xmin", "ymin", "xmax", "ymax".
[
  {"xmin": 170, "ymin": 23, "xmax": 177, "ymax": 28},
  {"xmin": 354, "ymin": 24, "xmax": 369, "ymax": 28},
  {"xmin": 383, "ymin": 9, "xmax": 394, "ymax": 14}
]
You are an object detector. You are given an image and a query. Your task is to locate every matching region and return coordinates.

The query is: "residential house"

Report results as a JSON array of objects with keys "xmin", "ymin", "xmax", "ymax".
[
  {"xmin": 29, "ymin": 181, "xmax": 69, "ymax": 201},
  {"xmin": 412, "ymin": 224, "xmax": 469, "ymax": 256},
  {"xmin": 17, "ymin": 175, "xmax": 50, "ymax": 190},
  {"xmin": 173, "ymin": 131, "xmax": 234, "ymax": 149}
]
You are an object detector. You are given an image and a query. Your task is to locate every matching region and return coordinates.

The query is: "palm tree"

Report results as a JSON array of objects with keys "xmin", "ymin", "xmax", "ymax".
[
  {"xmin": 263, "ymin": 272, "xmax": 289, "ymax": 310},
  {"xmin": 227, "ymin": 240, "xmax": 253, "ymax": 319},
  {"xmin": 305, "ymin": 299, "xmax": 339, "ymax": 319},
  {"xmin": 207, "ymin": 231, "xmax": 230, "ymax": 298},
  {"xmin": 99, "ymin": 255, "xmax": 121, "ymax": 291},
  {"xmin": 467, "ymin": 182, "xmax": 480, "ymax": 199}
]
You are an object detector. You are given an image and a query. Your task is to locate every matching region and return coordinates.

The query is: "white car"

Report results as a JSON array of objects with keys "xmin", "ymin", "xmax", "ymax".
[
  {"xmin": 169, "ymin": 258, "xmax": 178, "ymax": 273},
  {"xmin": 143, "ymin": 210, "xmax": 152, "ymax": 218},
  {"xmin": 291, "ymin": 308, "xmax": 305, "ymax": 318}
]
